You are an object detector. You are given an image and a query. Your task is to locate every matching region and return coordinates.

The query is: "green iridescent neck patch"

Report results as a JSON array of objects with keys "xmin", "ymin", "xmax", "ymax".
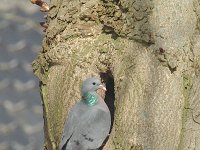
[{"xmin": 84, "ymin": 92, "xmax": 98, "ymax": 106}]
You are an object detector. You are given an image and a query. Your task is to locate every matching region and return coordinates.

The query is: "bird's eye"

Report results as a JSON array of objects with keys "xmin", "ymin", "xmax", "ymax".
[{"xmin": 92, "ymin": 82, "xmax": 96, "ymax": 85}]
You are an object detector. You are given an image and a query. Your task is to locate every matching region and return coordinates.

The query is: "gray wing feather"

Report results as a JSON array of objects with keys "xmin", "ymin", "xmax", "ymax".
[
  {"xmin": 60, "ymin": 99, "xmax": 111, "ymax": 150},
  {"xmin": 60, "ymin": 102, "xmax": 83, "ymax": 149},
  {"xmin": 66, "ymin": 103, "xmax": 111, "ymax": 149}
]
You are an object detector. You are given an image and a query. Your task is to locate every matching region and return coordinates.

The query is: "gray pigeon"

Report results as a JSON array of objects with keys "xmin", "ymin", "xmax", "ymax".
[{"xmin": 60, "ymin": 77, "xmax": 111, "ymax": 150}]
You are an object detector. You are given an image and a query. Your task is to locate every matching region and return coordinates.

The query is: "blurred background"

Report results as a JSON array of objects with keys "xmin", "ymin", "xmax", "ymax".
[{"xmin": 0, "ymin": 0, "xmax": 46, "ymax": 149}]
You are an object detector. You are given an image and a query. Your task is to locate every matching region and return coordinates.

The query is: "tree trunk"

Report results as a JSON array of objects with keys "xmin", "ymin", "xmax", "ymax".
[{"xmin": 32, "ymin": 0, "xmax": 200, "ymax": 149}]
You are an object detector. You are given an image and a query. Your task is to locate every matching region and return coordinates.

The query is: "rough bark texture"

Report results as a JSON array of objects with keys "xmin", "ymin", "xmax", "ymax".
[{"xmin": 32, "ymin": 0, "xmax": 200, "ymax": 149}]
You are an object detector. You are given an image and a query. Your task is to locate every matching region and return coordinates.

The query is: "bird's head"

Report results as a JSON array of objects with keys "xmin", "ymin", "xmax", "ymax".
[{"xmin": 81, "ymin": 77, "xmax": 106, "ymax": 96}]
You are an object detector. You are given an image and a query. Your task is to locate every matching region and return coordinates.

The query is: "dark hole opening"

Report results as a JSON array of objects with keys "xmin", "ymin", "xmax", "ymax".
[
  {"xmin": 102, "ymin": 25, "xmax": 119, "ymax": 40},
  {"xmin": 99, "ymin": 70, "xmax": 115, "ymax": 149}
]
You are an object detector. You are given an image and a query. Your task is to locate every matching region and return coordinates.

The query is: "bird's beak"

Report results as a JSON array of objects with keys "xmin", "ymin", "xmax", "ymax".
[{"xmin": 99, "ymin": 84, "xmax": 107, "ymax": 91}]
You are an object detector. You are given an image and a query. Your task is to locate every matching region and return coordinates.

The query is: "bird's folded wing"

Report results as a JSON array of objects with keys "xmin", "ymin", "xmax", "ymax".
[
  {"xmin": 59, "ymin": 103, "xmax": 79, "ymax": 149},
  {"xmin": 69, "ymin": 107, "xmax": 111, "ymax": 149}
]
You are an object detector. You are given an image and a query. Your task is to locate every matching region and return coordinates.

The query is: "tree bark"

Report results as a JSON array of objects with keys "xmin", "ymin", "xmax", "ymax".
[{"xmin": 32, "ymin": 0, "xmax": 200, "ymax": 149}]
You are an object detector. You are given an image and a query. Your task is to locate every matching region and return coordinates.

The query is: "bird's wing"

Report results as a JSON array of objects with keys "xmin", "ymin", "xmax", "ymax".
[
  {"xmin": 68, "ymin": 104, "xmax": 111, "ymax": 149},
  {"xmin": 60, "ymin": 101, "xmax": 84, "ymax": 149}
]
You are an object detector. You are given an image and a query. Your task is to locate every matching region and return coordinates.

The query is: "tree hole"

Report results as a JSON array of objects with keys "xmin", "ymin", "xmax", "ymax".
[
  {"xmin": 100, "ymin": 70, "xmax": 115, "ymax": 126},
  {"xmin": 99, "ymin": 70, "xmax": 115, "ymax": 149}
]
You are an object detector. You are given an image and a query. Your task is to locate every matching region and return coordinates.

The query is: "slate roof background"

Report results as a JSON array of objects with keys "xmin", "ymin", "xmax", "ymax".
[{"xmin": 0, "ymin": 0, "xmax": 46, "ymax": 149}]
